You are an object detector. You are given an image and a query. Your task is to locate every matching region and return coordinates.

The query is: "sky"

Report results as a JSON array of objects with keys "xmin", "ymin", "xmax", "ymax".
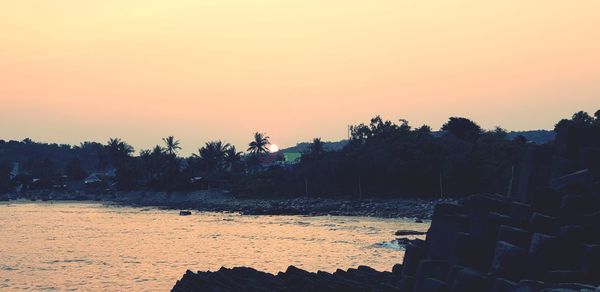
[{"xmin": 1, "ymin": 1, "xmax": 599, "ymax": 155}]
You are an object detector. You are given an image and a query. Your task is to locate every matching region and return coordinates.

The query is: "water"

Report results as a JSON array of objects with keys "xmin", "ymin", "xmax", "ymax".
[{"xmin": 0, "ymin": 201, "xmax": 429, "ymax": 291}]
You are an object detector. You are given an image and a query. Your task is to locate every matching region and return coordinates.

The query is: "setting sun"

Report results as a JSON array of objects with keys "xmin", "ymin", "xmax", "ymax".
[{"xmin": 269, "ymin": 144, "xmax": 279, "ymax": 153}]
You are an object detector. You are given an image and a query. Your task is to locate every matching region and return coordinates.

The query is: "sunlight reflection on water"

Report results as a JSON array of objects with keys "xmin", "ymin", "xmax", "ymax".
[{"xmin": 0, "ymin": 201, "xmax": 429, "ymax": 291}]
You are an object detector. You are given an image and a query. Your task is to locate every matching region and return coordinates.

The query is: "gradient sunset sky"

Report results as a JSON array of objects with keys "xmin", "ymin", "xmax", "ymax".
[{"xmin": 1, "ymin": 1, "xmax": 599, "ymax": 155}]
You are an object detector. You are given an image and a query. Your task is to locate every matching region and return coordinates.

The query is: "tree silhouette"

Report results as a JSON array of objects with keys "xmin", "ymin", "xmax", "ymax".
[
  {"xmin": 196, "ymin": 141, "xmax": 230, "ymax": 172},
  {"xmin": 105, "ymin": 138, "xmax": 134, "ymax": 166},
  {"xmin": 441, "ymin": 117, "xmax": 482, "ymax": 142},
  {"xmin": 224, "ymin": 146, "xmax": 242, "ymax": 170},
  {"xmin": 555, "ymin": 110, "xmax": 596, "ymax": 131},
  {"xmin": 247, "ymin": 132, "xmax": 270, "ymax": 156},
  {"xmin": 572, "ymin": 111, "xmax": 594, "ymax": 125},
  {"xmin": 162, "ymin": 136, "xmax": 181, "ymax": 156}
]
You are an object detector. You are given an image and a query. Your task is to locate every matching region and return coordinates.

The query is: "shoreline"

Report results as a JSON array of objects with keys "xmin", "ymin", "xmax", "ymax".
[{"xmin": 2, "ymin": 190, "xmax": 448, "ymax": 219}]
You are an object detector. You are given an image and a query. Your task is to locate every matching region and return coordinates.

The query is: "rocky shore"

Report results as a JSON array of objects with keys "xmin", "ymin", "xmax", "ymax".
[
  {"xmin": 171, "ymin": 191, "xmax": 600, "ymax": 291},
  {"xmin": 4, "ymin": 189, "xmax": 444, "ymax": 219},
  {"xmin": 172, "ymin": 265, "xmax": 405, "ymax": 292}
]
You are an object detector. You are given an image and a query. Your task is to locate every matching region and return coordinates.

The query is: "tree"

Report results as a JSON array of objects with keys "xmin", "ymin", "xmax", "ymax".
[
  {"xmin": 490, "ymin": 126, "xmax": 508, "ymax": 140},
  {"xmin": 308, "ymin": 138, "xmax": 325, "ymax": 157},
  {"xmin": 224, "ymin": 146, "xmax": 242, "ymax": 171},
  {"xmin": 196, "ymin": 141, "xmax": 230, "ymax": 172},
  {"xmin": 441, "ymin": 117, "xmax": 482, "ymax": 142},
  {"xmin": 571, "ymin": 111, "xmax": 593, "ymax": 125},
  {"xmin": 247, "ymin": 132, "xmax": 270, "ymax": 156},
  {"xmin": 555, "ymin": 111, "xmax": 595, "ymax": 131},
  {"xmin": 65, "ymin": 158, "xmax": 87, "ymax": 180},
  {"xmin": 105, "ymin": 138, "xmax": 134, "ymax": 166},
  {"xmin": 415, "ymin": 125, "xmax": 432, "ymax": 135},
  {"xmin": 0, "ymin": 160, "xmax": 11, "ymax": 193},
  {"xmin": 162, "ymin": 136, "xmax": 181, "ymax": 156},
  {"xmin": 513, "ymin": 135, "xmax": 527, "ymax": 146}
]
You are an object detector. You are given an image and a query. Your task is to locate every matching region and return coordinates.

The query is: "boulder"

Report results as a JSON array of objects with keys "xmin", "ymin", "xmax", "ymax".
[
  {"xmin": 490, "ymin": 241, "xmax": 528, "ymax": 281},
  {"xmin": 581, "ymin": 244, "xmax": 600, "ymax": 284},
  {"xmin": 497, "ymin": 225, "xmax": 531, "ymax": 249},
  {"xmin": 414, "ymin": 260, "xmax": 450, "ymax": 291},
  {"xmin": 447, "ymin": 267, "xmax": 487, "ymax": 292},
  {"xmin": 421, "ymin": 278, "xmax": 447, "ymax": 292},
  {"xmin": 529, "ymin": 213, "xmax": 558, "ymax": 235},
  {"xmin": 527, "ymin": 233, "xmax": 560, "ymax": 279},
  {"xmin": 489, "ymin": 277, "xmax": 517, "ymax": 292},
  {"xmin": 395, "ymin": 230, "xmax": 427, "ymax": 236},
  {"xmin": 426, "ymin": 213, "xmax": 469, "ymax": 260},
  {"xmin": 401, "ymin": 243, "xmax": 426, "ymax": 276},
  {"xmin": 451, "ymin": 232, "xmax": 482, "ymax": 268}
]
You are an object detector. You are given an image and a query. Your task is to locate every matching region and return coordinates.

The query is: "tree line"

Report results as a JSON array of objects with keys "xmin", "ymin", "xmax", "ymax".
[{"xmin": 1, "ymin": 110, "xmax": 599, "ymax": 198}]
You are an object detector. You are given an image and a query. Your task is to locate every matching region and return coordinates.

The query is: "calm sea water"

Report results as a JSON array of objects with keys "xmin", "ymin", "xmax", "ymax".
[{"xmin": 0, "ymin": 201, "xmax": 428, "ymax": 291}]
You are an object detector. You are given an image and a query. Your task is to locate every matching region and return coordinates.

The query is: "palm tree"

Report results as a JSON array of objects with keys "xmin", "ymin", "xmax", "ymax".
[
  {"xmin": 196, "ymin": 141, "xmax": 230, "ymax": 171},
  {"xmin": 152, "ymin": 145, "xmax": 165, "ymax": 156},
  {"xmin": 224, "ymin": 145, "xmax": 242, "ymax": 171},
  {"xmin": 105, "ymin": 138, "xmax": 134, "ymax": 165},
  {"xmin": 247, "ymin": 132, "xmax": 270, "ymax": 156},
  {"xmin": 162, "ymin": 136, "xmax": 181, "ymax": 156}
]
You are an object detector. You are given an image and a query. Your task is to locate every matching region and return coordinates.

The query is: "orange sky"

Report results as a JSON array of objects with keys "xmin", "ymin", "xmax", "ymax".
[{"xmin": 1, "ymin": 1, "xmax": 599, "ymax": 154}]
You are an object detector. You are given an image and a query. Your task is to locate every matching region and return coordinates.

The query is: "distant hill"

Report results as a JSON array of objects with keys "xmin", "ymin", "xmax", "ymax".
[
  {"xmin": 506, "ymin": 130, "xmax": 555, "ymax": 144},
  {"xmin": 280, "ymin": 140, "xmax": 348, "ymax": 153},
  {"xmin": 280, "ymin": 130, "xmax": 555, "ymax": 153}
]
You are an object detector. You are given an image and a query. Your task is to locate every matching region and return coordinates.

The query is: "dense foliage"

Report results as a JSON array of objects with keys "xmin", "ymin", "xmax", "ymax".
[{"xmin": 1, "ymin": 110, "xmax": 598, "ymax": 198}]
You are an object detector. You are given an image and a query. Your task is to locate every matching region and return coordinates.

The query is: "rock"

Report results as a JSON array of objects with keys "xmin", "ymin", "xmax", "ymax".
[
  {"xmin": 392, "ymin": 264, "xmax": 403, "ymax": 276},
  {"xmin": 401, "ymin": 243, "xmax": 426, "ymax": 277},
  {"xmin": 394, "ymin": 230, "xmax": 427, "ymax": 236},
  {"xmin": 398, "ymin": 275, "xmax": 415, "ymax": 291},
  {"xmin": 557, "ymin": 225, "xmax": 585, "ymax": 268},
  {"xmin": 179, "ymin": 210, "xmax": 192, "ymax": 216},
  {"xmin": 489, "ymin": 277, "xmax": 517, "ymax": 292},
  {"xmin": 426, "ymin": 212, "xmax": 469, "ymax": 260},
  {"xmin": 490, "ymin": 241, "xmax": 528, "ymax": 281},
  {"xmin": 581, "ymin": 244, "xmax": 600, "ymax": 284},
  {"xmin": 414, "ymin": 260, "xmax": 450, "ymax": 291},
  {"xmin": 447, "ymin": 267, "xmax": 487, "ymax": 292},
  {"xmin": 529, "ymin": 212, "xmax": 558, "ymax": 235},
  {"xmin": 527, "ymin": 233, "xmax": 560, "ymax": 280},
  {"xmin": 451, "ymin": 232, "xmax": 482, "ymax": 268},
  {"xmin": 497, "ymin": 225, "xmax": 531, "ymax": 249},
  {"xmin": 421, "ymin": 278, "xmax": 447, "ymax": 292},
  {"xmin": 509, "ymin": 201, "xmax": 533, "ymax": 227},
  {"xmin": 531, "ymin": 188, "xmax": 562, "ymax": 216},
  {"xmin": 545, "ymin": 270, "xmax": 583, "ymax": 284}
]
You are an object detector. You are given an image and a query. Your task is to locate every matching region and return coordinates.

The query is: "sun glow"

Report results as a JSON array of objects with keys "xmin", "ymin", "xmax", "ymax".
[{"xmin": 269, "ymin": 144, "xmax": 279, "ymax": 153}]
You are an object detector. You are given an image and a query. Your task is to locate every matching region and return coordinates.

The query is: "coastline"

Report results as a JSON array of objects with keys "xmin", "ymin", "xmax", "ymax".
[{"xmin": 3, "ymin": 190, "xmax": 447, "ymax": 219}]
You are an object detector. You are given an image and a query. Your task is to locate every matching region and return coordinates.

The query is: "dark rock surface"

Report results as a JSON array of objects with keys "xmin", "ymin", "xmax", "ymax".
[
  {"xmin": 396, "ymin": 192, "xmax": 600, "ymax": 291},
  {"xmin": 395, "ymin": 230, "xmax": 427, "ymax": 236},
  {"xmin": 172, "ymin": 265, "xmax": 404, "ymax": 292}
]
